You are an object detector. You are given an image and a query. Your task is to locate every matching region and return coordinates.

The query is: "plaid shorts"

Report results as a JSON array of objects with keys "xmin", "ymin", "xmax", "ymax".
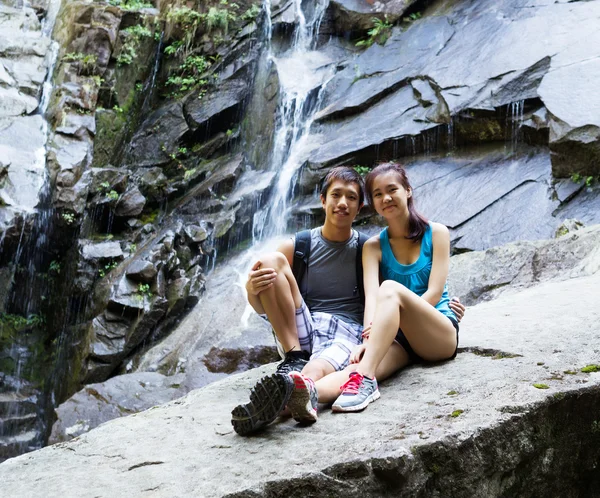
[{"xmin": 262, "ymin": 301, "xmax": 363, "ymax": 371}]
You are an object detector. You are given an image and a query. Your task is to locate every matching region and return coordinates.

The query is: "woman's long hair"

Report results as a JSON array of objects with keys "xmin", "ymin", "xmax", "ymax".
[{"xmin": 365, "ymin": 162, "xmax": 429, "ymax": 242}]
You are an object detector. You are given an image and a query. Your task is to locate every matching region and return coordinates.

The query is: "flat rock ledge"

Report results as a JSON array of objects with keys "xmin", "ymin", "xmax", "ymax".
[{"xmin": 1, "ymin": 274, "xmax": 600, "ymax": 497}]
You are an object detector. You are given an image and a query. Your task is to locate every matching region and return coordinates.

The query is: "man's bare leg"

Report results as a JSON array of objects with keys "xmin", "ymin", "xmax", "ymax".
[{"xmin": 254, "ymin": 252, "xmax": 303, "ymax": 352}]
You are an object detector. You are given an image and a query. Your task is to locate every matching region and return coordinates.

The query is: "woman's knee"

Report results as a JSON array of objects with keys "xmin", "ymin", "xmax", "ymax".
[{"xmin": 378, "ymin": 280, "xmax": 407, "ymax": 303}]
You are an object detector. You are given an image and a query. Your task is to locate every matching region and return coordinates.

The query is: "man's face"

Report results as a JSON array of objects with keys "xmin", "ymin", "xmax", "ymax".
[{"xmin": 321, "ymin": 180, "xmax": 362, "ymax": 228}]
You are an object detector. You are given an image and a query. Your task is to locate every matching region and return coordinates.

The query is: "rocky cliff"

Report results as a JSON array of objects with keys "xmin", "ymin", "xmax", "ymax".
[{"xmin": 1, "ymin": 0, "xmax": 600, "ymax": 461}]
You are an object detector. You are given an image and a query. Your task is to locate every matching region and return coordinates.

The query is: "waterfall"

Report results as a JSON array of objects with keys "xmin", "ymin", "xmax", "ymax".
[
  {"xmin": 252, "ymin": 0, "xmax": 332, "ymax": 241},
  {"xmin": 506, "ymin": 100, "xmax": 524, "ymax": 153}
]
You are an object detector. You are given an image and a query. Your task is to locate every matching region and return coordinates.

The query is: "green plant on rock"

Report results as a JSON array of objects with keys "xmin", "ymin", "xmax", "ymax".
[
  {"xmin": 106, "ymin": 190, "xmax": 119, "ymax": 201},
  {"xmin": 48, "ymin": 260, "xmax": 61, "ymax": 274},
  {"xmin": 113, "ymin": 105, "xmax": 124, "ymax": 114},
  {"xmin": 183, "ymin": 167, "xmax": 197, "ymax": 181},
  {"xmin": 206, "ymin": 6, "xmax": 237, "ymax": 34},
  {"xmin": 166, "ymin": 7, "xmax": 205, "ymax": 53},
  {"xmin": 241, "ymin": 3, "xmax": 261, "ymax": 22},
  {"xmin": 165, "ymin": 54, "xmax": 211, "ymax": 97},
  {"xmin": 353, "ymin": 165, "xmax": 370, "ymax": 176},
  {"xmin": 164, "ymin": 40, "xmax": 184, "ymax": 57},
  {"xmin": 137, "ymin": 283, "xmax": 152, "ymax": 298},
  {"xmin": 109, "ymin": 0, "xmax": 153, "ymax": 10},
  {"xmin": 117, "ymin": 24, "xmax": 152, "ymax": 65},
  {"xmin": 355, "ymin": 16, "xmax": 393, "ymax": 48},
  {"xmin": 403, "ymin": 12, "xmax": 422, "ymax": 23},
  {"xmin": 0, "ymin": 313, "xmax": 45, "ymax": 335},
  {"xmin": 98, "ymin": 261, "xmax": 118, "ymax": 278},
  {"xmin": 61, "ymin": 212, "xmax": 75, "ymax": 225},
  {"xmin": 63, "ymin": 52, "xmax": 98, "ymax": 75},
  {"xmin": 581, "ymin": 364, "xmax": 600, "ymax": 373}
]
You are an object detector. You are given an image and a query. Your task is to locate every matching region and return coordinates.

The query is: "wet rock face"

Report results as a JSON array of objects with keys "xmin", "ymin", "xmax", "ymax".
[
  {"xmin": 308, "ymin": 0, "xmax": 600, "ymax": 177},
  {"xmin": 329, "ymin": 0, "xmax": 418, "ymax": 32},
  {"xmin": 0, "ymin": 0, "xmax": 53, "ymax": 231}
]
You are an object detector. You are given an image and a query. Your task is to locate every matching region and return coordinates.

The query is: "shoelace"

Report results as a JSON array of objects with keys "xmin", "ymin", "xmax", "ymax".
[{"xmin": 340, "ymin": 372, "xmax": 364, "ymax": 394}]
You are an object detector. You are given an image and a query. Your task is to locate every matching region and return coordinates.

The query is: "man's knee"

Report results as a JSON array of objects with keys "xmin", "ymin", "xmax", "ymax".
[
  {"xmin": 260, "ymin": 251, "xmax": 291, "ymax": 272},
  {"xmin": 302, "ymin": 359, "xmax": 334, "ymax": 381}
]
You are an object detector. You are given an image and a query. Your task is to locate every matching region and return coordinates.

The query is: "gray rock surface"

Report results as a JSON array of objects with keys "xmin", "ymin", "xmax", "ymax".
[
  {"xmin": 49, "ymin": 372, "xmax": 185, "ymax": 444},
  {"xmin": 1, "ymin": 272, "xmax": 599, "ymax": 496}
]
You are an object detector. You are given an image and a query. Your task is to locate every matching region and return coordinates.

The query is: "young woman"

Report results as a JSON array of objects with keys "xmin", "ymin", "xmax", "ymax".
[
  {"xmin": 329, "ymin": 161, "xmax": 460, "ymax": 412},
  {"xmin": 282, "ymin": 162, "xmax": 464, "ymax": 420}
]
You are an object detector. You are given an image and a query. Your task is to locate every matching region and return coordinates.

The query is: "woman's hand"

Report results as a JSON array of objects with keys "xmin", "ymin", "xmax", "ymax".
[
  {"xmin": 246, "ymin": 260, "xmax": 277, "ymax": 296},
  {"xmin": 449, "ymin": 296, "xmax": 465, "ymax": 322},
  {"xmin": 350, "ymin": 343, "xmax": 367, "ymax": 364}
]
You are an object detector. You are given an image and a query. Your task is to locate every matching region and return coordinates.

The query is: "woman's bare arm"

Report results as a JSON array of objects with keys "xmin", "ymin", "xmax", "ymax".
[{"xmin": 421, "ymin": 222, "xmax": 450, "ymax": 307}]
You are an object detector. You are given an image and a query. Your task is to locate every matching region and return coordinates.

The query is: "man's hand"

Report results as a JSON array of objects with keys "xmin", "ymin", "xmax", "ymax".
[
  {"xmin": 350, "ymin": 343, "xmax": 367, "ymax": 364},
  {"xmin": 246, "ymin": 260, "xmax": 277, "ymax": 296},
  {"xmin": 449, "ymin": 296, "xmax": 466, "ymax": 322}
]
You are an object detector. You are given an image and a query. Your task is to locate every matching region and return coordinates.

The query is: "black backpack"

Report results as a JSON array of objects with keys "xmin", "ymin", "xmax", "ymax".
[{"xmin": 292, "ymin": 229, "xmax": 369, "ymax": 304}]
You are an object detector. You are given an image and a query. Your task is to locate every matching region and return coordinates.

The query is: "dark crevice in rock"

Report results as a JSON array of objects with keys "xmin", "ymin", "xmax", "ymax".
[
  {"xmin": 448, "ymin": 178, "xmax": 539, "ymax": 230},
  {"xmin": 458, "ymin": 346, "xmax": 523, "ymax": 359},
  {"xmin": 203, "ymin": 345, "xmax": 279, "ymax": 374},
  {"xmin": 316, "ymin": 74, "xmax": 414, "ymax": 124}
]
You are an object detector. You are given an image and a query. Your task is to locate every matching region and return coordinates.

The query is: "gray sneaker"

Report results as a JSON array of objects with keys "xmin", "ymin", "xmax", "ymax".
[
  {"xmin": 287, "ymin": 372, "xmax": 318, "ymax": 424},
  {"xmin": 332, "ymin": 372, "xmax": 380, "ymax": 412}
]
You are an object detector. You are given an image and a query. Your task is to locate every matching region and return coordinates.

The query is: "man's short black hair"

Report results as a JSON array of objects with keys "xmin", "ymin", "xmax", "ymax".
[{"xmin": 320, "ymin": 167, "xmax": 365, "ymax": 206}]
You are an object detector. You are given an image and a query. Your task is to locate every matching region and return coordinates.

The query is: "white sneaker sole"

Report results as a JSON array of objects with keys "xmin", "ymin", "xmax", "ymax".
[{"xmin": 332, "ymin": 389, "xmax": 381, "ymax": 413}]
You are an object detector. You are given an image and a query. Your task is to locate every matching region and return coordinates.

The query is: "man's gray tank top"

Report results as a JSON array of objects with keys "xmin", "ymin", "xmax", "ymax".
[{"xmin": 297, "ymin": 228, "xmax": 364, "ymax": 326}]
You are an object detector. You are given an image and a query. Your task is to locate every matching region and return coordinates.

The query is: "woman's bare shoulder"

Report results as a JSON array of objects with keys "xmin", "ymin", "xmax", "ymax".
[{"xmin": 430, "ymin": 221, "xmax": 449, "ymax": 236}]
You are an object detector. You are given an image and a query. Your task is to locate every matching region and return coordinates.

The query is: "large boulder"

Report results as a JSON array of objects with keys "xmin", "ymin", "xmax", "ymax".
[
  {"xmin": 1, "ymin": 272, "xmax": 599, "ymax": 496},
  {"xmin": 448, "ymin": 224, "xmax": 600, "ymax": 306}
]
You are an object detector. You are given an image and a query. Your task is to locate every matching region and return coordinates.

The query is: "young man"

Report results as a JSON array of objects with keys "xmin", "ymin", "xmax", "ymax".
[{"xmin": 231, "ymin": 166, "xmax": 367, "ymax": 435}]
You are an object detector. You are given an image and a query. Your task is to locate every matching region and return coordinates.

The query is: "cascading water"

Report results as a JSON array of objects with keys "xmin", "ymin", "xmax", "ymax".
[
  {"xmin": 252, "ymin": 0, "xmax": 333, "ymax": 241},
  {"xmin": 237, "ymin": 0, "xmax": 333, "ymax": 326},
  {"xmin": 0, "ymin": 0, "xmax": 64, "ymax": 461},
  {"xmin": 506, "ymin": 100, "xmax": 524, "ymax": 152}
]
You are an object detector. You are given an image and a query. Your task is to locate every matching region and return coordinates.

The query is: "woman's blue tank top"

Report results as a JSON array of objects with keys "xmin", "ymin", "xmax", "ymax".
[{"xmin": 379, "ymin": 224, "xmax": 454, "ymax": 321}]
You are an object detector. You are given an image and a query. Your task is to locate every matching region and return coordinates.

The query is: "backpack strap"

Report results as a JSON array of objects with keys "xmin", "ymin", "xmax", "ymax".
[
  {"xmin": 292, "ymin": 229, "xmax": 312, "ymax": 298},
  {"xmin": 355, "ymin": 231, "xmax": 369, "ymax": 304}
]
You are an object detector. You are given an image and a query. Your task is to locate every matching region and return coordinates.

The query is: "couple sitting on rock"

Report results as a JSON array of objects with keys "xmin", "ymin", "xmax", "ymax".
[{"xmin": 231, "ymin": 164, "xmax": 465, "ymax": 435}]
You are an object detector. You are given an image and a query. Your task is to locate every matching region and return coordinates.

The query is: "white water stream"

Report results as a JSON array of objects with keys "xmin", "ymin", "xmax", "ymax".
[{"xmin": 238, "ymin": 0, "xmax": 333, "ymax": 326}]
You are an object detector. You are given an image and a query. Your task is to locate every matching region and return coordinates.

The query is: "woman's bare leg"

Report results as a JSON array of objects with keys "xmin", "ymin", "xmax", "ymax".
[
  {"xmin": 315, "ymin": 342, "xmax": 411, "ymax": 403},
  {"xmin": 357, "ymin": 280, "xmax": 456, "ymax": 379}
]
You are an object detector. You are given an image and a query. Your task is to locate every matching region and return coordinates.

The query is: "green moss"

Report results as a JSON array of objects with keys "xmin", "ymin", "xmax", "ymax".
[
  {"xmin": 446, "ymin": 390, "xmax": 458, "ymax": 396},
  {"xmin": 139, "ymin": 209, "xmax": 160, "ymax": 225},
  {"xmin": 563, "ymin": 370, "xmax": 577, "ymax": 375},
  {"xmin": 533, "ymin": 383, "xmax": 550, "ymax": 389},
  {"xmin": 536, "ymin": 362, "xmax": 545, "ymax": 366},
  {"xmin": 553, "ymin": 392, "xmax": 566, "ymax": 400},
  {"xmin": 450, "ymin": 409, "xmax": 464, "ymax": 418},
  {"xmin": 581, "ymin": 364, "xmax": 600, "ymax": 373}
]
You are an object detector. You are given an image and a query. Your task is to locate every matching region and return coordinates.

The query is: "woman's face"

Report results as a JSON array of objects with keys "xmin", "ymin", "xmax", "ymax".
[{"xmin": 370, "ymin": 171, "xmax": 411, "ymax": 219}]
